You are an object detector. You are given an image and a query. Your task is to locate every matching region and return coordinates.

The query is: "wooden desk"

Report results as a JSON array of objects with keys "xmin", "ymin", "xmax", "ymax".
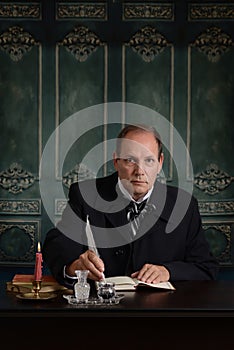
[{"xmin": 1, "ymin": 280, "xmax": 234, "ymax": 348}]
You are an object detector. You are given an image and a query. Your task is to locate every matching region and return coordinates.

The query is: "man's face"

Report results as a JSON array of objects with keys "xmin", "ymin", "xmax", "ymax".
[{"xmin": 113, "ymin": 130, "xmax": 164, "ymax": 201}]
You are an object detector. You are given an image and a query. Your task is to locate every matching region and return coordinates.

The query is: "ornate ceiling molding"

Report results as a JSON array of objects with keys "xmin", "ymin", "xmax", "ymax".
[
  {"xmin": 127, "ymin": 26, "xmax": 169, "ymax": 62},
  {"xmin": 57, "ymin": 2, "xmax": 107, "ymax": 19},
  {"xmin": 123, "ymin": 3, "xmax": 174, "ymax": 20},
  {"xmin": 59, "ymin": 26, "xmax": 103, "ymax": 62},
  {"xmin": 62, "ymin": 163, "xmax": 95, "ymax": 188},
  {"xmin": 0, "ymin": 26, "xmax": 38, "ymax": 62},
  {"xmin": 0, "ymin": 2, "xmax": 41, "ymax": 18},
  {"xmin": 191, "ymin": 27, "xmax": 233, "ymax": 62},
  {"xmin": 0, "ymin": 163, "xmax": 35, "ymax": 194},
  {"xmin": 194, "ymin": 164, "xmax": 234, "ymax": 195},
  {"xmin": 189, "ymin": 3, "xmax": 234, "ymax": 20}
]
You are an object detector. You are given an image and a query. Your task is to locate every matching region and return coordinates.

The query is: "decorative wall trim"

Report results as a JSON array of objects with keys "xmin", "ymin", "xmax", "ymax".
[
  {"xmin": 0, "ymin": 2, "xmax": 41, "ymax": 19},
  {"xmin": 0, "ymin": 26, "xmax": 38, "ymax": 62},
  {"xmin": 191, "ymin": 27, "xmax": 233, "ymax": 63},
  {"xmin": 194, "ymin": 164, "xmax": 234, "ymax": 195},
  {"xmin": 0, "ymin": 199, "xmax": 41, "ymax": 215},
  {"xmin": 62, "ymin": 163, "xmax": 95, "ymax": 189},
  {"xmin": 0, "ymin": 25, "xmax": 45, "ymax": 174},
  {"xmin": 123, "ymin": 26, "xmax": 174, "ymax": 181},
  {"xmin": 55, "ymin": 199, "xmax": 67, "ymax": 216},
  {"xmin": 186, "ymin": 27, "xmax": 233, "ymax": 179},
  {"xmin": 123, "ymin": 3, "xmax": 174, "ymax": 20},
  {"xmin": 199, "ymin": 201, "xmax": 234, "ymax": 215},
  {"xmin": 59, "ymin": 25, "xmax": 103, "ymax": 62},
  {"xmin": 126, "ymin": 26, "xmax": 170, "ymax": 63},
  {"xmin": 202, "ymin": 222, "xmax": 232, "ymax": 265},
  {"xmin": 56, "ymin": 2, "xmax": 107, "ymax": 20},
  {"xmin": 0, "ymin": 163, "xmax": 35, "ymax": 194},
  {"xmin": 189, "ymin": 3, "xmax": 234, "ymax": 21},
  {"xmin": 56, "ymin": 25, "xmax": 108, "ymax": 178},
  {"xmin": 0, "ymin": 220, "xmax": 39, "ymax": 263}
]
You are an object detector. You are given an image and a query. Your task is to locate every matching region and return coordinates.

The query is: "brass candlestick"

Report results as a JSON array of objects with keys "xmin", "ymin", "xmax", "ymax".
[
  {"xmin": 15, "ymin": 279, "xmax": 57, "ymax": 300},
  {"xmin": 32, "ymin": 280, "xmax": 42, "ymax": 298}
]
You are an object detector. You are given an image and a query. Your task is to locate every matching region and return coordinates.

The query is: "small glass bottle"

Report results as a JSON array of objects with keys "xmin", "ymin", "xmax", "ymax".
[{"xmin": 74, "ymin": 270, "xmax": 90, "ymax": 302}]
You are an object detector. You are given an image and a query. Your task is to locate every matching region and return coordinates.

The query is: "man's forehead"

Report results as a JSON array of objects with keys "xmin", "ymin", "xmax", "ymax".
[{"xmin": 119, "ymin": 138, "xmax": 158, "ymax": 154}]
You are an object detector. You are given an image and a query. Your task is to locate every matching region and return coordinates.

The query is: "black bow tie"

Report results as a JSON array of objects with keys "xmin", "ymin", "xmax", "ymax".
[{"xmin": 126, "ymin": 200, "xmax": 147, "ymax": 221}]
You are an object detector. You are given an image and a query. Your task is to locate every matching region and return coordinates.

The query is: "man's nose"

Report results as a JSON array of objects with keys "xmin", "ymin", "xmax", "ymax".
[{"xmin": 133, "ymin": 161, "xmax": 145, "ymax": 174}]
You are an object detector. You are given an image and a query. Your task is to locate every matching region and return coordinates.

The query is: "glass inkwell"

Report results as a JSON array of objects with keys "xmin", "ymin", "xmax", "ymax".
[
  {"xmin": 64, "ymin": 272, "xmax": 123, "ymax": 305},
  {"xmin": 74, "ymin": 270, "xmax": 90, "ymax": 302},
  {"xmin": 97, "ymin": 281, "xmax": 116, "ymax": 303}
]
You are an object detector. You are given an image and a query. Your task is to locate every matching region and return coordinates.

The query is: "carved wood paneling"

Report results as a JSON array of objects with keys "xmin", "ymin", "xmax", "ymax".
[
  {"xmin": 62, "ymin": 163, "xmax": 95, "ymax": 188},
  {"xmin": 203, "ymin": 222, "xmax": 233, "ymax": 265},
  {"xmin": 0, "ymin": 199, "xmax": 41, "ymax": 215},
  {"xmin": 0, "ymin": 163, "xmax": 35, "ymax": 194},
  {"xmin": 0, "ymin": 2, "xmax": 41, "ymax": 19},
  {"xmin": 123, "ymin": 3, "xmax": 174, "ymax": 20},
  {"xmin": 59, "ymin": 26, "xmax": 104, "ymax": 62},
  {"xmin": 123, "ymin": 26, "xmax": 174, "ymax": 181},
  {"xmin": 0, "ymin": 220, "xmax": 39, "ymax": 263},
  {"xmin": 194, "ymin": 164, "xmax": 234, "ymax": 196},
  {"xmin": 186, "ymin": 27, "xmax": 234, "ymax": 180},
  {"xmin": 199, "ymin": 201, "xmax": 234, "ymax": 216},
  {"xmin": 56, "ymin": 2, "xmax": 107, "ymax": 20},
  {"xmin": 56, "ymin": 25, "xmax": 107, "ymax": 179},
  {"xmin": 191, "ymin": 27, "xmax": 233, "ymax": 63},
  {"xmin": 189, "ymin": 3, "xmax": 234, "ymax": 21}
]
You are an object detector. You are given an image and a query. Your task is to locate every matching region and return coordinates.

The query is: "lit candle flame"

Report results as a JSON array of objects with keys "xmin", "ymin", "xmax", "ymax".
[{"xmin": 37, "ymin": 241, "xmax": 41, "ymax": 253}]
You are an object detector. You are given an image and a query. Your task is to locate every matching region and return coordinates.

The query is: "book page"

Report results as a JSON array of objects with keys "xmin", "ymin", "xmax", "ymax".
[
  {"xmin": 136, "ymin": 280, "xmax": 175, "ymax": 290},
  {"xmin": 105, "ymin": 276, "xmax": 136, "ymax": 286},
  {"xmin": 104, "ymin": 276, "xmax": 175, "ymax": 291},
  {"xmin": 104, "ymin": 276, "xmax": 136, "ymax": 290}
]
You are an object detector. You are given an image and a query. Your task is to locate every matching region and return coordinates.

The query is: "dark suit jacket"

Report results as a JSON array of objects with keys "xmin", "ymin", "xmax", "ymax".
[{"xmin": 42, "ymin": 172, "xmax": 219, "ymax": 286}]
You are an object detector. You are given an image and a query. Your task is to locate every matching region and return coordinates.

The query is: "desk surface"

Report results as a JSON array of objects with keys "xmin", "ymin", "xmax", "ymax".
[{"xmin": 1, "ymin": 280, "xmax": 234, "ymax": 317}]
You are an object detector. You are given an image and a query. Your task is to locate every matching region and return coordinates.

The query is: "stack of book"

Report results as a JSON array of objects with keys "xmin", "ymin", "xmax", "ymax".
[{"xmin": 6, "ymin": 274, "xmax": 68, "ymax": 294}]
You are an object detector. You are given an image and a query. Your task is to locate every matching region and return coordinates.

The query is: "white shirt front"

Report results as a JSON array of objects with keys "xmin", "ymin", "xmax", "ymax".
[{"xmin": 117, "ymin": 177, "xmax": 153, "ymax": 203}]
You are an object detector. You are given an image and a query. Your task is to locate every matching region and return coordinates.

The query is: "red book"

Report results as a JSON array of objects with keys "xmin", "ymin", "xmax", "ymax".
[{"xmin": 12, "ymin": 274, "xmax": 57, "ymax": 284}]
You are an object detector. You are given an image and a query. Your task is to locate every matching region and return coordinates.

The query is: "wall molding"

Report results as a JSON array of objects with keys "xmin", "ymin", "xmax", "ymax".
[
  {"xmin": 0, "ymin": 199, "xmax": 41, "ymax": 215},
  {"xmin": 203, "ymin": 221, "xmax": 233, "ymax": 265},
  {"xmin": 0, "ymin": 163, "xmax": 35, "ymax": 194},
  {"xmin": 199, "ymin": 200, "xmax": 234, "ymax": 215},
  {"xmin": 0, "ymin": 2, "xmax": 41, "ymax": 19},
  {"xmin": 194, "ymin": 164, "xmax": 234, "ymax": 195},
  {"xmin": 56, "ymin": 2, "xmax": 107, "ymax": 20},
  {"xmin": 0, "ymin": 220, "xmax": 39, "ymax": 263},
  {"xmin": 123, "ymin": 2, "xmax": 174, "ymax": 20},
  {"xmin": 188, "ymin": 3, "xmax": 234, "ymax": 21}
]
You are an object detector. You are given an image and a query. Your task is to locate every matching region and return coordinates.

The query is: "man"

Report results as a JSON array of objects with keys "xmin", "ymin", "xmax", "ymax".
[{"xmin": 42, "ymin": 124, "xmax": 219, "ymax": 287}]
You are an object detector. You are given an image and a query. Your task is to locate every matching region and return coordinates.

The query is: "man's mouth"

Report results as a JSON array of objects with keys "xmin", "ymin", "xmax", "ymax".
[{"xmin": 131, "ymin": 180, "xmax": 147, "ymax": 185}]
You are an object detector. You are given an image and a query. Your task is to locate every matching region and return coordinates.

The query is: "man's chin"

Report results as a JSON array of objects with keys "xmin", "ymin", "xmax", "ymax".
[{"xmin": 132, "ymin": 186, "xmax": 148, "ymax": 197}]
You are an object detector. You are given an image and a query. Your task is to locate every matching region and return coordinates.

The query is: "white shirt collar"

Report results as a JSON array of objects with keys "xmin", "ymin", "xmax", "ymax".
[{"xmin": 117, "ymin": 177, "xmax": 153, "ymax": 203}]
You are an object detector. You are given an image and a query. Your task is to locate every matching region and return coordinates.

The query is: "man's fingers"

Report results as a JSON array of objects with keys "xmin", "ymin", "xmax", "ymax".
[
  {"xmin": 135, "ymin": 264, "xmax": 168, "ymax": 283},
  {"xmin": 79, "ymin": 250, "xmax": 105, "ymax": 280}
]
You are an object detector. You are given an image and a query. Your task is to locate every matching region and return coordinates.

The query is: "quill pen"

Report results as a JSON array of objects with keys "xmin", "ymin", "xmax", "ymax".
[{"xmin": 85, "ymin": 215, "xmax": 106, "ymax": 282}]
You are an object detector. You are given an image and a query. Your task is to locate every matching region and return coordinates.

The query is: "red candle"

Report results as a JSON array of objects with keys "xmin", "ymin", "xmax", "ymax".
[{"xmin": 34, "ymin": 242, "xmax": 43, "ymax": 281}]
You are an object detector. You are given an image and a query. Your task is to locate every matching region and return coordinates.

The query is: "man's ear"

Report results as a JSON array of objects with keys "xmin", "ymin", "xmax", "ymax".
[
  {"xmin": 113, "ymin": 152, "xmax": 118, "ymax": 170},
  {"xmin": 158, "ymin": 153, "xmax": 164, "ymax": 173}
]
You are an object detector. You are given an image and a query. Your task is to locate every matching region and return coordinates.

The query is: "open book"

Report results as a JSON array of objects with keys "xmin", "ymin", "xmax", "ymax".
[{"xmin": 102, "ymin": 276, "xmax": 175, "ymax": 291}]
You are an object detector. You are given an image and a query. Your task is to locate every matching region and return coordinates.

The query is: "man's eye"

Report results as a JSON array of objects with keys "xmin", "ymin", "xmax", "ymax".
[
  {"xmin": 145, "ymin": 158, "xmax": 155, "ymax": 165},
  {"xmin": 125, "ymin": 158, "xmax": 136, "ymax": 163}
]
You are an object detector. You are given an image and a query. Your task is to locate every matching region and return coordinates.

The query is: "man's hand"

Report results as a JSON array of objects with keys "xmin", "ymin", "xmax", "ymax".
[
  {"xmin": 65, "ymin": 250, "xmax": 105, "ymax": 281},
  {"xmin": 131, "ymin": 264, "xmax": 170, "ymax": 284}
]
